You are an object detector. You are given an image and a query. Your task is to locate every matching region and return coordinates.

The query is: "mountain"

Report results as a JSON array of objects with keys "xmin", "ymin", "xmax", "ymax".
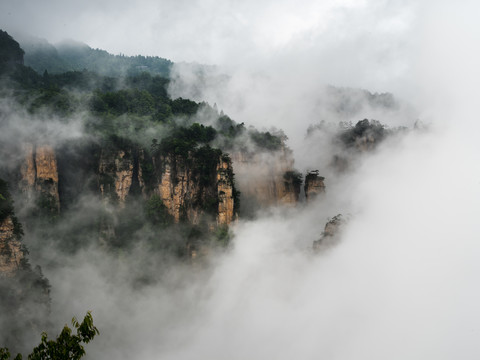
[
  {"xmin": 16, "ymin": 34, "xmax": 173, "ymax": 77},
  {"xmin": 0, "ymin": 30, "xmax": 411, "ymax": 355},
  {"xmin": 0, "ymin": 30, "xmax": 24, "ymax": 74},
  {"xmin": 0, "ymin": 30, "xmax": 306, "ymax": 255},
  {"xmin": 0, "ymin": 30, "xmax": 405, "ymax": 255}
]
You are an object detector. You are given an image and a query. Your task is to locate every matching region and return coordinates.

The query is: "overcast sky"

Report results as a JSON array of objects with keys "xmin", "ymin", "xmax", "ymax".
[
  {"xmin": 1, "ymin": 0, "xmax": 412, "ymax": 60},
  {"xmin": 0, "ymin": 0, "xmax": 415, "ymax": 90}
]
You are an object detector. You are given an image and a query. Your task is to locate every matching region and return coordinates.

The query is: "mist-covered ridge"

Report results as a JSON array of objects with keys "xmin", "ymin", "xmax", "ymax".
[{"xmin": 11, "ymin": 32, "xmax": 173, "ymax": 78}]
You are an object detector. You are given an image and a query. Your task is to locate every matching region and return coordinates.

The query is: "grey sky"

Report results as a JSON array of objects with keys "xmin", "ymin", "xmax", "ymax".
[{"xmin": 1, "ymin": 1, "xmax": 413, "ymax": 68}]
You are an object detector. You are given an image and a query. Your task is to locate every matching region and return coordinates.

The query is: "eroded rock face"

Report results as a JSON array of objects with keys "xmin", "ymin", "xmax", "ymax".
[
  {"xmin": 98, "ymin": 146, "xmax": 236, "ymax": 226},
  {"xmin": 35, "ymin": 146, "xmax": 59, "ymax": 184},
  {"xmin": 155, "ymin": 153, "xmax": 236, "ymax": 225},
  {"xmin": 217, "ymin": 157, "xmax": 235, "ymax": 226},
  {"xmin": 99, "ymin": 148, "xmax": 135, "ymax": 206},
  {"xmin": 304, "ymin": 170, "xmax": 326, "ymax": 202},
  {"xmin": 157, "ymin": 154, "xmax": 200, "ymax": 223},
  {"xmin": 232, "ymin": 147, "xmax": 300, "ymax": 212},
  {"xmin": 313, "ymin": 214, "xmax": 345, "ymax": 252},
  {"xmin": 0, "ymin": 216, "xmax": 23, "ymax": 277},
  {"xmin": 20, "ymin": 143, "xmax": 36, "ymax": 194},
  {"xmin": 20, "ymin": 144, "xmax": 60, "ymax": 212}
]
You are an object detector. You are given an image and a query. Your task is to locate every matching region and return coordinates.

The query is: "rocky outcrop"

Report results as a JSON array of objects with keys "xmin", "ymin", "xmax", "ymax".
[
  {"xmin": 156, "ymin": 154, "xmax": 200, "ymax": 223},
  {"xmin": 0, "ymin": 216, "xmax": 23, "ymax": 277},
  {"xmin": 313, "ymin": 214, "xmax": 345, "ymax": 251},
  {"xmin": 217, "ymin": 157, "xmax": 235, "ymax": 225},
  {"xmin": 35, "ymin": 146, "xmax": 59, "ymax": 184},
  {"xmin": 155, "ymin": 152, "xmax": 236, "ymax": 225},
  {"xmin": 99, "ymin": 148, "xmax": 136, "ymax": 206},
  {"xmin": 20, "ymin": 144, "xmax": 60, "ymax": 212},
  {"xmin": 282, "ymin": 171, "xmax": 302, "ymax": 203},
  {"xmin": 330, "ymin": 119, "xmax": 387, "ymax": 173},
  {"xmin": 20, "ymin": 143, "xmax": 36, "ymax": 193},
  {"xmin": 98, "ymin": 146, "xmax": 236, "ymax": 226},
  {"xmin": 304, "ymin": 170, "xmax": 326, "ymax": 202},
  {"xmin": 0, "ymin": 177, "xmax": 51, "ymax": 353},
  {"xmin": 231, "ymin": 147, "xmax": 301, "ymax": 212}
]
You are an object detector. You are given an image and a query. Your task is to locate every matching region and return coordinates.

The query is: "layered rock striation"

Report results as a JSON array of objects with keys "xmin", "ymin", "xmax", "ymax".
[
  {"xmin": 99, "ymin": 147, "xmax": 136, "ymax": 205},
  {"xmin": 217, "ymin": 157, "xmax": 235, "ymax": 225}
]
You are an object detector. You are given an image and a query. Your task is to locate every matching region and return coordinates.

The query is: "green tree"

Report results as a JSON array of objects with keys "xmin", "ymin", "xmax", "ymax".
[
  {"xmin": 0, "ymin": 312, "xmax": 99, "ymax": 360},
  {"xmin": 145, "ymin": 195, "xmax": 173, "ymax": 227},
  {"xmin": 0, "ymin": 348, "xmax": 21, "ymax": 360}
]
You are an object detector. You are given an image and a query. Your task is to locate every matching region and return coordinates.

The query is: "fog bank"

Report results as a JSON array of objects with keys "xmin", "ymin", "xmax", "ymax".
[{"xmin": 2, "ymin": 0, "xmax": 480, "ymax": 359}]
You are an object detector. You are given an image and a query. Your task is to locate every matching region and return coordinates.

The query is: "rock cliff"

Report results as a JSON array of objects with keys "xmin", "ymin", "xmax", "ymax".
[
  {"xmin": 313, "ymin": 214, "xmax": 346, "ymax": 251},
  {"xmin": 20, "ymin": 144, "xmax": 60, "ymax": 212},
  {"xmin": 98, "ymin": 144, "xmax": 236, "ymax": 226},
  {"xmin": 232, "ymin": 147, "xmax": 300, "ymax": 213},
  {"xmin": 99, "ymin": 147, "xmax": 136, "ymax": 206},
  {"xmin": 13, "ymin": 138, "xmax": 316, "ymax": 244},
  {"xmin": 156, "ymin": 153, "xmax": 201, "ymax": 223},
  {"xmin": 0, "ymin": 216, "xmax": 24, "ymax": 277},
  {"xmin": 154, "ymin": 151, "xmax": 235, "ymax": 225},
  {"xmin": 217, "ymin": 157, "xmax": 235, "ymax": 225},
  {"xmin": 304, "ymin": 170, "xmax": 326, "ymax": 202}
]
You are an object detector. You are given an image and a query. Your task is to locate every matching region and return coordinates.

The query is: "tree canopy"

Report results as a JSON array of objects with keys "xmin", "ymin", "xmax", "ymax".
[{"xmin": 0, "ymin": 312, "xmax": 99, "ymax": 360}]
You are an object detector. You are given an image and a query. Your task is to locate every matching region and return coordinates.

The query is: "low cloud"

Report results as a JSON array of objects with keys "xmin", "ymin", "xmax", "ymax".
[{"xmin": 2, "ymin": 0, "xmax": 480, "ymax": 359}]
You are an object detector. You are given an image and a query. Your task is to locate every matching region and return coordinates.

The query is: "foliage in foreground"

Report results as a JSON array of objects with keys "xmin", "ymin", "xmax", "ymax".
[{"xmin": 0, "ymin": 312, "xmax": 98, "ymax": 360}]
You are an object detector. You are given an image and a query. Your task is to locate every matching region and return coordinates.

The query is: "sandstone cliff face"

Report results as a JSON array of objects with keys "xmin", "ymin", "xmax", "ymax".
[
  {"xmin": 217, "ymin": 157, "xmax": 235, "ymax": 225},
  {"xmin": 20, "ymin": 143, "xmax": 36, "ymax": 193},
  {"xmin": 155, "ymin": 153, "xmax": 235, "ymax": 225},
  {"xmin": 156, "ymin": 154, "xmax": 201, "ymax": 223},
  {"xmin": 20, "ymin": 144, "xmax": 60, "ymax": 212},
  {"xmin": 98, "ymin": 146, "xmax": 235, "ymax": 226},
  {"xmin": 232, "ymin": 147, "xmax": 300, "ymax": 211},
  {"xmin": 0, "ymin": 216, "xmax": 23, "ymax": 277},
  {"xmin": 99, "ymin": 148, "xmax": 136, "ymax": 206},
  {"xmin": 304, "ymin": 170, "xmax": 326, "ymax": 202}
]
